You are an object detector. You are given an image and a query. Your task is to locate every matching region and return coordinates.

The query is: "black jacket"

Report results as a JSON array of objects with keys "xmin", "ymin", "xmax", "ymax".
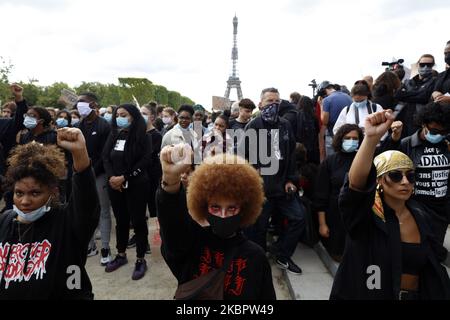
[
  {"xmin": 279, "ymin": 100, "xmax": 298, "ymax": 141},
  {"xmin": 156, "ymin": 187, "xmax": 276, "ymax": 300},
  {"xmin": 103, "ymin": 130, "xmax": 152, "ymax": 185},
  {"xmin": 434, "ymin": 69, "xmax": 450, "ymax": 95},
  {"xmin": 241, "ymin": 116, "xmax": 297, "ymax": 198},
  {"xmin": 0, "ymin": 167, "xmax": 100, "ymax": 300},
  {"xmin": 315, "ymin": 152, "xmax": 356, "ymax": 256},
  {"xmin": 0, "ymin": 100, "xmax": 28, "ymax": 158},
  {"xmin": 78, "ymin": 116, "xmax": 111, "ymax": 176},
  {"xmin": 19, "ymin": 129, "xmax": 57, "ymax": 145},
  {"xmin": 331, "ymin": 167, "xmax": 450, "ymax": 300},
  {"xmin": 395, "ymin": 75, "xmax": 436, "ymax": 137}
]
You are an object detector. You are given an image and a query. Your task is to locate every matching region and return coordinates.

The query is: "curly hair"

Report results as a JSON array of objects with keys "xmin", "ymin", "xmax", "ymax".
[
  {"xmin": 187, "ymin": 154, "xmax": 265, "ymax": 227},
  {"xmin": 332, "ymin": 124, "xmax": 364, "ymax": 152},
  {"xmin": 416, "ymin": 101, "xmax": 450, "ymax": 132},
  {"xmin": 5, "ymin": 142, "xmax": 66, "ymax": 191}
]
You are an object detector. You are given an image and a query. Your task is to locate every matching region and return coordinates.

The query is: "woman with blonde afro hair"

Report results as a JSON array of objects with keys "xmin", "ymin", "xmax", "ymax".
[{"xmin": 157, "ymin": 144, "xmax": 276, "ymax": 300}]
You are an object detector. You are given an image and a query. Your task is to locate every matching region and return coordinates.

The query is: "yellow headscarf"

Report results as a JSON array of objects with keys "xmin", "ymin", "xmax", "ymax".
[{"xmin": 372, "ymin": 151, "xmax": 414, "ymax": 222}]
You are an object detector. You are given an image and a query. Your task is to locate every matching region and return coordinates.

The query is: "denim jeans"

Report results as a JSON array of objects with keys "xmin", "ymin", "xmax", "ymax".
[
  {"xmin": 246, "ymin": 195, "xmax": 306, "ymax": 260},
  {"xmin": 89, "ymin": 174, "xmax": 112, "ymax": 250}
]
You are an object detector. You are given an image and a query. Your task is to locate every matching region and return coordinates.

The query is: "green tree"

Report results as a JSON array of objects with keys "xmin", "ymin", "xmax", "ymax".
[
  {"xmin": 37, "ymin": 82, "xmax": 72, "ymax": 109},
  {"xmin": 118, "ymin": 78, "xmax": 156, "ymax": 106},
  {"xmin": 19, "ymin": 81, "xmax": 43, "ymax": 106},
  {"xmin": 154, "ymin": 85, "xmax": 169, "ymax": 105},
  {"xmin": 181, "ymin": 96, "xmax": 195, "ymax": 106},
  {"xmin": 0, "ymin": 57, "xmax": 14, "ymax": 105},
  {"xmin": 168, "ymin": 91, "xmax": 182, "ymax": 110}
]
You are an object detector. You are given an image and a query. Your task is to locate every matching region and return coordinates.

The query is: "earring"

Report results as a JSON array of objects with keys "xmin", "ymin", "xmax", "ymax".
[{"xmin": 376, "ymin": 184, "xmax": 384, "ymax": 193}]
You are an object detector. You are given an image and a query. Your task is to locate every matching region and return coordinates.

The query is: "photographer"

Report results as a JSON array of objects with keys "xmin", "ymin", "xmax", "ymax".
[{"xmin": 396, "ymin": 54, "xmax": 437, "ymax": 138}]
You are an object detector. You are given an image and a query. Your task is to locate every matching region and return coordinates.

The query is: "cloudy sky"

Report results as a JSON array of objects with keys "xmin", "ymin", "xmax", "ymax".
[{"xmin": 1, "ymin": 0, "xmax": 449, "ymax": 109}]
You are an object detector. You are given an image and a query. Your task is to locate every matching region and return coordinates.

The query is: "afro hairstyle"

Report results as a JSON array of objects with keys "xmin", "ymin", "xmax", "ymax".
[{"xmin": 187, "ymin": 154, "xmax": 264, "ymax": 227}]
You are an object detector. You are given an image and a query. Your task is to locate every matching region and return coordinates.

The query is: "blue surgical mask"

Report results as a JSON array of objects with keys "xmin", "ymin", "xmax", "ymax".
[
  {"xmin": 104, "ymin": 113, "xmax": 113, "ymax": 123},
  {"xmin": 353, "ymin": 100, "xmax": 367, "ymax": 108},
  {"xmin": 71, "ymin": 118, "xmax": 80, "ymax": 126},
  {"xmin": 56, "ymin": 118, "xmax": 69, "ymax": 128},
  {"xmin": 116, "ymin": 116, "xmax": 130, "ymax": 129},
  {"xmin": 142, "ymin": 115, "xmax": 149, "ymax": 125},
  {"xmin": 425, "ymin": 131, "xmax": 444, "ymax": 144},
  {"xmin": 261, "ymin": 103, "xmax": 280, "ymax": 125},
  {"xmin": 23, "ymin": 116, "xmax": 38, "ymax": 129},
  {"xmin": 13, "ymin": 197, "xmax": 52, "ymax": 223},
  {"xmin": 342, "ymin": 139, "xmax": 359, "ymax": 153}
]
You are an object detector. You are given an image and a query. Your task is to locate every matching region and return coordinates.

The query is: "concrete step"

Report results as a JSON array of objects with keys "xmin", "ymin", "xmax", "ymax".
[{"xmin": 283, "ymin": 243, "xmax": 334, "ymax": 300}]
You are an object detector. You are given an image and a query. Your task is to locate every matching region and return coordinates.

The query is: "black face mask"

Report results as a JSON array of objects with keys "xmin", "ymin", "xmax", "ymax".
[
  {"xmin": 207, "ymin": 214, "xmax": 241, "ymax": 239},
  {"xmin": 445, "ymin": 53, "xmax": 450, "ymax": 66}
]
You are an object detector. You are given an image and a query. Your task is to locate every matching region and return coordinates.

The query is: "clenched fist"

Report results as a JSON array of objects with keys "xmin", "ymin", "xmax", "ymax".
[{"xmin": 57, "ymin": 127, "xmax": 87, "ymax": 152}]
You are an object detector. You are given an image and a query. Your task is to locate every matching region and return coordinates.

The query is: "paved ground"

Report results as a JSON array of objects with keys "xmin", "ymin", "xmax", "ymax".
[{"xmin": 86, "ymin": 218, "xmax": 292, "ymax": 300}]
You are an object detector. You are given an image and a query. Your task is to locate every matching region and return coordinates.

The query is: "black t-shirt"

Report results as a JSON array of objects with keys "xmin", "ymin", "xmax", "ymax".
[{"xmin": 229, "ymin": 119, "xmax": 248, "ymax": 130}]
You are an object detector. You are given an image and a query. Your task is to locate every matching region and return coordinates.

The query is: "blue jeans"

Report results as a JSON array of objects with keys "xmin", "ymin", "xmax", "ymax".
[{"xmin": 246, "ymin": 195, "xmax": 306, "ymax": 260}]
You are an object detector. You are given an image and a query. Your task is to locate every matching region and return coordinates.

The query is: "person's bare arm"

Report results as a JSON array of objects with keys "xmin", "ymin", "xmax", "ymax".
[{"xmin": 349, "ymin": 110, "xmax": 395, "ymax": 191}]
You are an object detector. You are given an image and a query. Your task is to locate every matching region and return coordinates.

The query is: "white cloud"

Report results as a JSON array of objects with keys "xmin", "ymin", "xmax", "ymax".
[{"xmin": 1, "ymin": 0, "xmax": 449, "ymax": 109}]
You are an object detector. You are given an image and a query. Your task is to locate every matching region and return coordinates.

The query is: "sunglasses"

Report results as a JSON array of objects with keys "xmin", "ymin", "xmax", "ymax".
[
  {"xmin": 426, "ymin": 126, "xmax": 447, "ymax": 136},
  {"xmin": 178, "ymin": 116, "xmax": 192, "ymax": 121},
  {"xmin": 208, "ymin": 205, "xmax": 240, "ymax": 217},
  {"xmin": 418, "ymin": 62, "xmax": 434, "ymax": 68},
  {"xmin": 386, "ymin": 170, "xmax": 415, "ymax": 184}
]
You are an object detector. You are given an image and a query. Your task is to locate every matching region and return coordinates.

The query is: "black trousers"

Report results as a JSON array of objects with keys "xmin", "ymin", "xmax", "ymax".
[
  {"xmin": 108, "ymin": 181, "xmax": 149, "ymax": 258},
  {"xmin": 147, "ymin": 175, "xmax": 160, "ymax": 218}
]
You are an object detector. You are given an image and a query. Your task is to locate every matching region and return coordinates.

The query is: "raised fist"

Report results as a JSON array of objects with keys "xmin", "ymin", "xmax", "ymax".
[
  {"xmin": 10, "ymin": 83, "xmax": 24, "ymax": 102},
  {"xmin": 57, "ymin": 127, "xmax": 86, "ymax": 152}
]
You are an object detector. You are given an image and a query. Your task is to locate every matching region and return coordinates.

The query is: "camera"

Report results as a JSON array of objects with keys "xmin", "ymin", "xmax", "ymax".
[{"xmin": 382, "ymin": 59, "xmax": 404, "ymax": 71}]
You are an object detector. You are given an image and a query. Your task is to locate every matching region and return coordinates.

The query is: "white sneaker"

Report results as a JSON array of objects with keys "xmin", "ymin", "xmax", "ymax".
[
  {"xmin": 87, "ymin": 246, "xmax": 98, "ymax": 257},
  {"xmin": 100, "ymin": 248, "xmax": 112, "ymax": 266}
]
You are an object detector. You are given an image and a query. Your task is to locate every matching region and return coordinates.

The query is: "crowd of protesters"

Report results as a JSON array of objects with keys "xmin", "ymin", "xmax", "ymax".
[{"xmin": 0, "ymin": 40, "xmax": 450, "ymax": 300}]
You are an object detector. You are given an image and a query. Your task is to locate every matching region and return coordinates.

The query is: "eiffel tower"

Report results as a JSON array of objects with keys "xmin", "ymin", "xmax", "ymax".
[{"xmin": 224, "ymin": 15, "xmax": 243, "ymax": 101}]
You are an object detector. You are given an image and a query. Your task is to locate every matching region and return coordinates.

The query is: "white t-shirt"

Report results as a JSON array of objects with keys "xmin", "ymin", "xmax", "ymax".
[{"xmin": 333, "ymin": 101, "xmax": 385, "ymax": 137}]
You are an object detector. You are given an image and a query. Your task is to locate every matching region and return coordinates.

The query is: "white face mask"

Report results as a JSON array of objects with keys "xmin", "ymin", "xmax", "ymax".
[
  {"xmin": 77, "ymin": 102, "xmax": 93, "ymax": 118},
  {"xmin": 71, "ymin": 118, "xmax": 80, "ymax": 125},
  {"xmin": 14, "ymin": 197, "xmax": 52, "ymax": 223},
  {"xmin": 162, "ymin": 117, "xmax": 172, "ymax": 125}
]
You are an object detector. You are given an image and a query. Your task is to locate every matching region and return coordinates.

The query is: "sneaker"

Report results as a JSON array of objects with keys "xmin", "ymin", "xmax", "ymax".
[
  {"xmin": 100, "ymin": 248, "xmax": 112, "ymax": 266},
  {"xmin": 145, "ymin": 243, "xmax": 151, "ymax": 255},
  {"xmin": 276, "ymin": 257, "xmax": 302, "ymax": 275},
  {"xmin": 105, "ymin": 255, "xmax": 128, "ymax": 273},
  {"xmin": 132, "ymin": 259, "xmax": 148, "ymax": 280},
  {"xmin": 87, "ymin": 245, "xmax": 98, "ymax": 257},
  {"xmin": 127, "ymin": 234, "xmax": 137, "ymax": 248}
]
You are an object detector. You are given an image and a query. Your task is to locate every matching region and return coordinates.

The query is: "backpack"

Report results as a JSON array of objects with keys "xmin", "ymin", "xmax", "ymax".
[{"xmin": 345, "ymin": 101, "xmax": 377, "ymax": 126}]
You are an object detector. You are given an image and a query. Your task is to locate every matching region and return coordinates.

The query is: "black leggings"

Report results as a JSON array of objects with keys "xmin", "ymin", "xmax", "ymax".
[{"xmin": 109, "ymin": 181, "xmax": 149, "ymax": 258}]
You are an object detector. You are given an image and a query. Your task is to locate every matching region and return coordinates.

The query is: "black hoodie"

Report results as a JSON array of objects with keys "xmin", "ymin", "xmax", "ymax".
[{"xmin": 0, "ymin": 167, "xmax": 100, "ymax": 300}]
